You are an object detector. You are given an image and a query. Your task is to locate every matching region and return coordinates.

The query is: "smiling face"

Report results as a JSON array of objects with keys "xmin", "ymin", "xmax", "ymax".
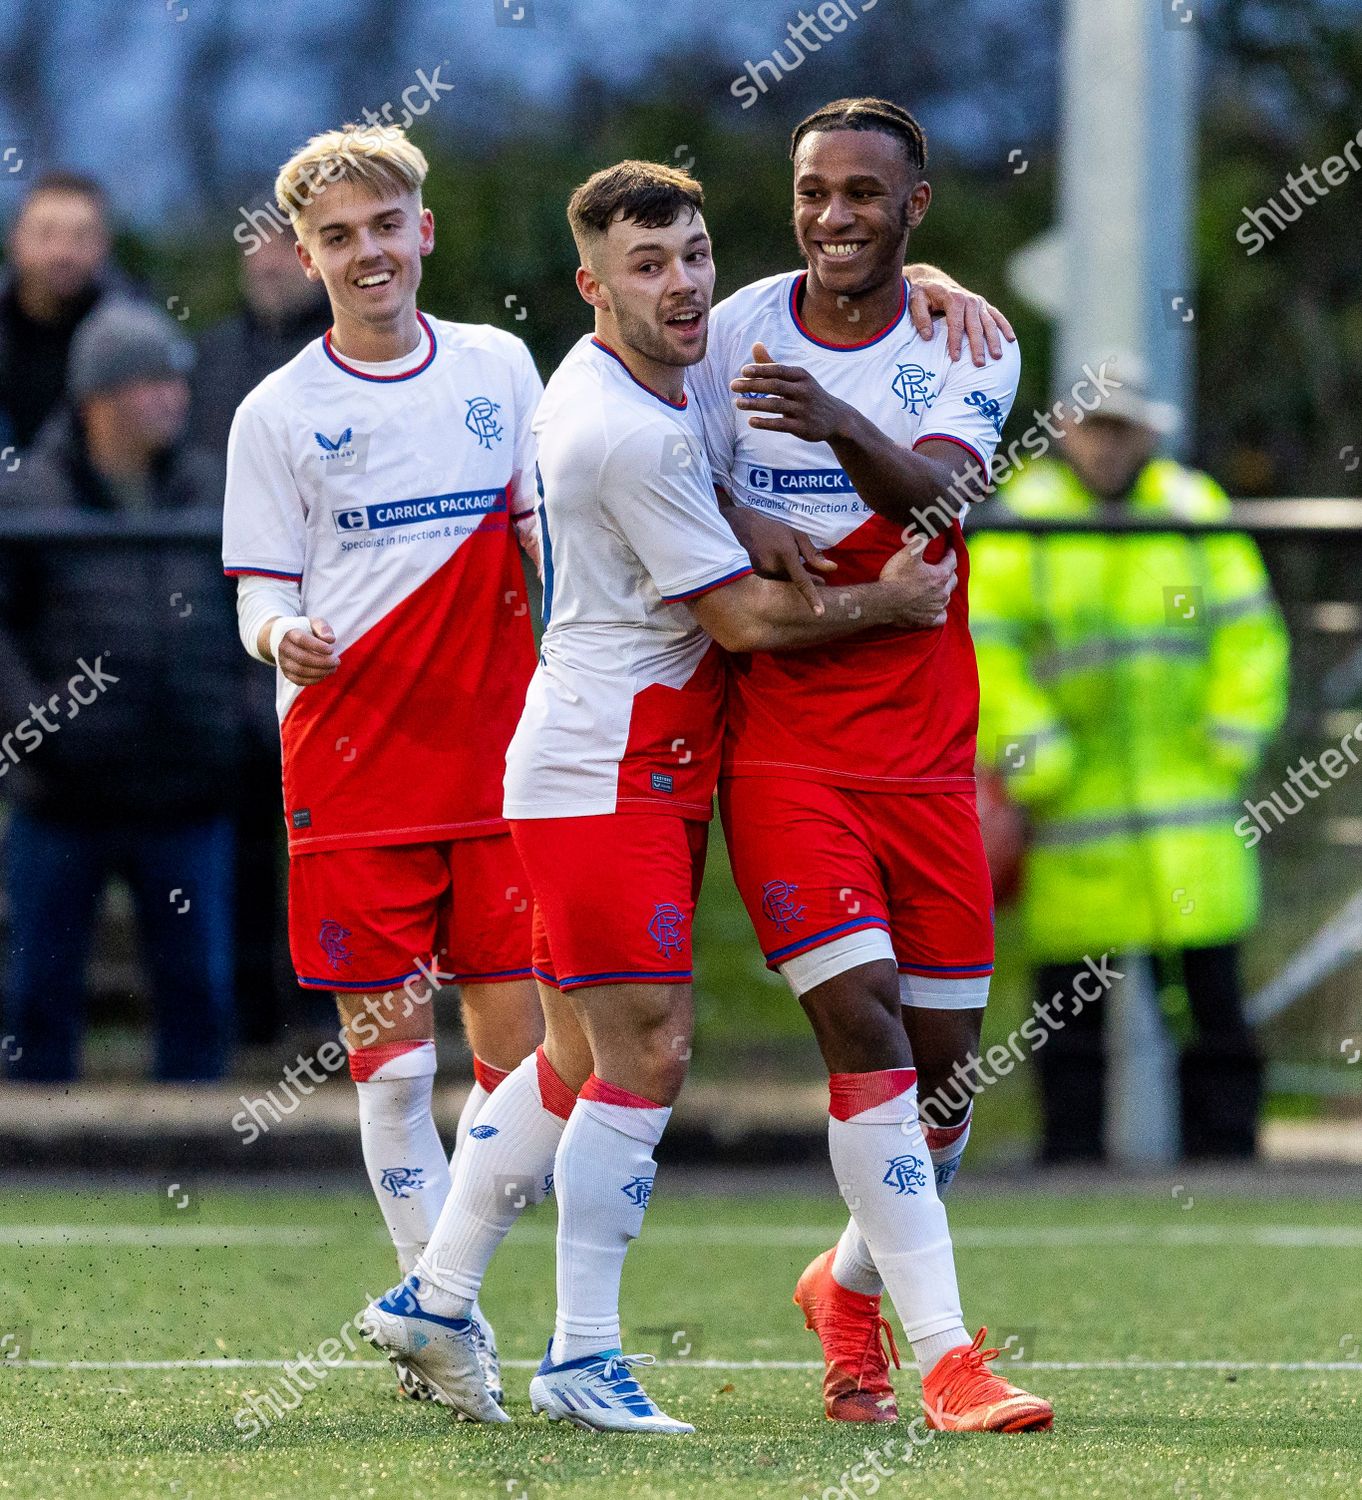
[
  {"xmin": 580, "ymin": 208, "xmax": 715, "ymax": 368},
  {"xmin": 293, "ymin": 179, "xmax": 433, "ymax": 332},
  {"xmin": 792, "ymin": 128, "xmax": 930, "ymax": 297}
]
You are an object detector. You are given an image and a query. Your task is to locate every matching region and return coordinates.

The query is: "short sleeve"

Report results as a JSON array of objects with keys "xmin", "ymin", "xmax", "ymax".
[
  {"xmin": 222, "ymin": 401, "xmax": 305, "ymax": 581},
  {"xmin": 507, "ymin": 337, "xmax": 545, "ymax": 520},
  {"xmin": 599, "ymin": 420, "xmax": 752, "ymax": 602},
  {"xmin": 913, "ymin": 337, "xmax": 1021, "ymax": 474},
  {"xmin": 688, "ymin": 336, "xmax": 738, "ymax": 493}
]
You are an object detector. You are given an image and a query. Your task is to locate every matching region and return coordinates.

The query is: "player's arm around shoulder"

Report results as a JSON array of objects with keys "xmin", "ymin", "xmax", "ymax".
[{"xmin": 687, "ymin": 532, "xmax": 958, "ymax": 654}]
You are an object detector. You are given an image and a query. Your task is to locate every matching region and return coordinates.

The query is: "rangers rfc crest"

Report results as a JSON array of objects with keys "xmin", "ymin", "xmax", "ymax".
[
  {"xmin": 882, "ymin": 1153, "xmax": 928, "ymax": 1196},
  {"xmin": 621, "ymin": 1174, "xmax": 654, "ymax": 1208},
  {"xmin": 760, "ymin": 879, "xmax": 806, "ymax": 935},
  {"xmin": 465, "ymin": 395, "xmax": 504, "ymax": 449},
  {"xmin": 891, "ymin": 362, "xmax": 936, "ymax": 413},
  {"xmin": 648, "ymin": 901, "xmax": 686, "ymax": 959},
  {"xmin": 379, "ymin": 1166, "xmax": 427, "ymax": 1199},
  {"xmin": 318, "ymin": 918, "xmax": 352, "ymax": 972}
]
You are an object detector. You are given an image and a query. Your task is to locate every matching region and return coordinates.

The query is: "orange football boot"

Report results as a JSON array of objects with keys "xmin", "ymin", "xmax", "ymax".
[
  {"xmin": 921, "ymin": 1327, "xmax": 1053, "ymax": 1432},
  {"xmin": 793, "ymin": 1248, "xmax": 901, "ymax": 1422}
]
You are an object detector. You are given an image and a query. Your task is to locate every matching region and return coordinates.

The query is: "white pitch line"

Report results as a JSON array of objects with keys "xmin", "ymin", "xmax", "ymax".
[
  {"xmin": 3, "ymin": 1223, "xmax": 1362, "ymax": 1249},
  {"xmin": 3, "ymin": 1357, "xmax": 1359, "ymax": 1374},
  {"xmin": 0, "ymin": 1225, "xmax": 334, "ymax": 1247}
]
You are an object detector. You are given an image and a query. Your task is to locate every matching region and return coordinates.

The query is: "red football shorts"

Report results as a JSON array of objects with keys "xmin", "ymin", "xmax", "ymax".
[
  {"xmin": 289, "ymin": 833, "xmax": 533, "ymax": 992},
  {"xmin": 719, "ymin": 778, "xmax": 993, "ymax": 1008},
  {"xmin": 510, "ymin": 813, "xmax": 709, "ymax": 991}
]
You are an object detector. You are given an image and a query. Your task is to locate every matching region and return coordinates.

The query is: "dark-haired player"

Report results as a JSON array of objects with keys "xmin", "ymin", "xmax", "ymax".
[
  {"xmin": 361, "ymin": 158, "xmax": 959, "ymax": 1432},
  {"xmin": 690, "ymin": 97, "xmax": 1053, "ymax": 1433}
]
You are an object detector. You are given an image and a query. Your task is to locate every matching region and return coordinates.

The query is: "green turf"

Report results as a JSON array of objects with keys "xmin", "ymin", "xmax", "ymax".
[{"xmin": 1, "ymin": 1185, "xmax": 1360, "ymax": 1498}]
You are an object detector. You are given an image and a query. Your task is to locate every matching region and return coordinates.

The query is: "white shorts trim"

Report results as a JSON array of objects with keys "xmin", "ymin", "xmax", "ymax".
[
  {"xmin": 777, "ymin": 928, "xmax": 897, "ymax": 998},
  {"xmin": 898, "ymin": 972, "xmax": 991, "ymax": 1010}
]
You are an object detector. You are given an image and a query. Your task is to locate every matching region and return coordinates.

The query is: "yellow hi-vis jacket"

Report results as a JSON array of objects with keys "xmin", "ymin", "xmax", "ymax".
[{"xmin": 969, "ymin": 457, "xmax": 1289, "ymax": 962}]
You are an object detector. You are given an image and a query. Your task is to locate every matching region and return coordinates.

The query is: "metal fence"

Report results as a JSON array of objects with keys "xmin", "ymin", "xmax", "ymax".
[{"xmin": 0, "ymin": 501, "xmax": 1359, "ymax": 1107}]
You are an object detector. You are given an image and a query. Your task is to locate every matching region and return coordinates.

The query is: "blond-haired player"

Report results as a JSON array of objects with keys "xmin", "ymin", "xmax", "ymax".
[{"xmin": 221, "ymin": 124, "xmax": 543, "ymax": 1418}]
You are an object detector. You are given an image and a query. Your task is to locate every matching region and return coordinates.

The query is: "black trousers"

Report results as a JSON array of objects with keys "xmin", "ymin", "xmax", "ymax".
[{"xmin": 1033, "ymin": 943, "xmax": 1264, "ymax": 1163}]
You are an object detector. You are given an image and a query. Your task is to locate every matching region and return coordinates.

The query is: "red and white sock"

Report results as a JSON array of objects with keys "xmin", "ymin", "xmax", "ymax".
[
  {"xmin": 452, "ymin": 1054, "xmax": 512, "ymax": 1159},
  {"xmin": 416, "ymin": 1047, "xmax": 576, "ymax": 1316},
  {"xmin": 831, "ymin": 1104, "xmax": 974, "ymax": 1297},
  {"xmin": 351, "ymin": 1039, "xmax": 450, "ymax": 1276},
  {"xmin": 551, "ymin": 1076, "xmax": 669, "ymax": 1364},
  {"xmin": 827, "ymin": 1068, "xmax": 969, "ymax": 1378}
]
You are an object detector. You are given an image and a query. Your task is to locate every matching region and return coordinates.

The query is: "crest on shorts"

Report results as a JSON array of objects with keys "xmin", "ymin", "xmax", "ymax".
[
  {"xmin": 318, "ymin": 918, "xmax": 352, "ymax": 972},
  {"xmin": 379, "ymin": 1166, "xmax": 427, "ymax": 1199},
  {"xmin": 648, "ymin": 901, "xmax": 686, "ymax": 959},
  {"xmin": 883, "ymin": 1154, "xmax": 928, "ymax": 1196},
  {"xmin": 760, "ymin": 879, "xmax": 805, "ymax": 934}
]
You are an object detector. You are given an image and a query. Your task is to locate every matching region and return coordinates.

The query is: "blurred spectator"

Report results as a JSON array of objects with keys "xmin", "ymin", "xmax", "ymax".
[
  {"xmin": 187, "ymin": 222, "xmax": 329, "ymax": 455},
  {"xmin": 0, "ymin": 172, "xmax": 142, "ymax": 455},
  {"xmin": 0, "ymin": 303, "xmax": 247, "ymax": 1082},
  {"xmin": 188, "ymin": 221, "xmax": 329, "ymax": 1046},
  {"xmin": 970, "ymin": 369, "xmax": 1289, "ymax": 1162}
]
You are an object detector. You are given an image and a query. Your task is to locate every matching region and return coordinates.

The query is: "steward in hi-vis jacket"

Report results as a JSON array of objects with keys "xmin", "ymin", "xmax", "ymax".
[{"xmin": 969, "ymin": 376, "xmax": 1288, "ymax": 1163}]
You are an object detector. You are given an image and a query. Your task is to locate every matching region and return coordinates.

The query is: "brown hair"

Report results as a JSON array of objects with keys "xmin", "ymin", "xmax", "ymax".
[{"xmin": 567, "ymin": 160, "xmax": 704, "ymax": 259}]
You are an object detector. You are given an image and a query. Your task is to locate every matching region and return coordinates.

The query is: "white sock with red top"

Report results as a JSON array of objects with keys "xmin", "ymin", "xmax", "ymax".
[
  {"xmin": 832, "ymin": 1104, "xmax": 974, "ymax": 1297},
  {"xmin": 826, "ymin": 1068, "xmax": 969, "ymax": 1378},
  {"xmin": 550, "ymin": 1075, "xmax": 670, "ymax": 1364},
  {"xmin": 452, "ymin": 1054, "xmax": 512, "ymax": 1160},
  {"xmin": 416, "ymin": 1047, "xmax": 577, "ymax": 1315},
  {"xmin": 351, "ymin": 1039, "xmax": 450, "ymax": 1276}
]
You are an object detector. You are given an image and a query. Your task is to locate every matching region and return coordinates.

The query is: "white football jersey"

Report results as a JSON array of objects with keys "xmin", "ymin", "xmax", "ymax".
[
  {"xmin": 222, "ymin": 313, "xmax": 542, "ymax": 852},
  {"xmin": 503, "ymin": 334, "xmax": 752, "ymax": 821},
  {"xmin": 689, "ymin": 270, "xmax": 1020, "ymax": 791}
]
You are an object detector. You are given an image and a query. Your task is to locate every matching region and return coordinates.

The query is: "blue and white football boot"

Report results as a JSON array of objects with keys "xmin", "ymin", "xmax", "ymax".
[
  {"xmin": 469, "ymin": 1301, "xmax": 504, "ymax": 1410},
  {"xmin": 529, "ymin": 1342, "xmax": 693, "ymax": 1434},
  {"xmin": 359, "ymin": 1276, "xmax": 509, "ymax": 1422}
]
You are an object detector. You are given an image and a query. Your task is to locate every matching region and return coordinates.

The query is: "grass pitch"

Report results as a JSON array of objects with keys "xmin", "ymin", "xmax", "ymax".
[{"xmin": 1, "ymin": 1180, "xmax": 1359, "ymax": 1499}]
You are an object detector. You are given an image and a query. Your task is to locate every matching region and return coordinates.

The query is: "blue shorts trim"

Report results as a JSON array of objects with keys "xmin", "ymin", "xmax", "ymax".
[
  {"xmin": 898, "ymin": 959, "xmax": 995, "ymax": 977},
  {"xmin": 765, "ymin": 916, "xmax": 891, "ymax": 966},
  {"xmin": 297, "ymin": 967, "xmax": 424, "ymax": 992},
  {"xmin": 557, "ymin": 967, "xmax": 692, "ymax": 991}
]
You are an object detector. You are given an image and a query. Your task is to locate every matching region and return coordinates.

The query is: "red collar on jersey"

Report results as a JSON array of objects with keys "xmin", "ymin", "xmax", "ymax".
[
  {"xmin": 323, "ymin": 312, "xmax": 438, "ymax": 381},
  {"xmin": 788, "ymin": 272, "xmax": 908, "ymax": 351},
  {"xmin": 590, "ymin": 335, "xmax": 688, "ymax": 409}
]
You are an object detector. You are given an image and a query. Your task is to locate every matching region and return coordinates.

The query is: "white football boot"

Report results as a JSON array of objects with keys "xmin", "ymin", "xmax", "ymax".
[
  {"xmin": 529, "ymin": 1343, "xmax": 693, "ymax": 1434},
  {"xmin": 359, "ymin": 1276, "xmax": 508, "ymax": 1423}
]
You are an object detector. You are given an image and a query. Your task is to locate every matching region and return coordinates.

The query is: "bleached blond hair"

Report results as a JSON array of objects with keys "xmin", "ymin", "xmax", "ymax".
[{"xmin": 273, "ymin": 123, "xmax": 428, "ymax": 228}]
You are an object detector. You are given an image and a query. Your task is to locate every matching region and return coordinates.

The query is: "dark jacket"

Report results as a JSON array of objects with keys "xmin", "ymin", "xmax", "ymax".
[
  {"xmin": 0, "ymin": 265, "xmax": 148, "ymax": 454},
  {"xmin": 188, "ymin": 299, "xmax": 331, "ymax": 458},
  {"xmin": 0, "ymin": 406, "xmax": 252, "ymax": 825}
]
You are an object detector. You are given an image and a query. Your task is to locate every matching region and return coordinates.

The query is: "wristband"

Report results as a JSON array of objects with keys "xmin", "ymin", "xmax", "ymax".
[{"xmin": 268, "ymin": 615, "xmax": 314, "ymax": 665}]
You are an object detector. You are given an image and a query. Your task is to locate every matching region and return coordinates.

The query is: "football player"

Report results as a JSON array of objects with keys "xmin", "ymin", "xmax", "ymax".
[
  {"xmin": 359, "ymin": 158, "xmax": 956, "ymax": 1431},
  {"xmin": 689, "ymin": 97, "xmax": 1053, "ymax": 1433},
  {"xmin": 222, "ymin": 123, "xmax": 543, "ymax": 1416}
]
